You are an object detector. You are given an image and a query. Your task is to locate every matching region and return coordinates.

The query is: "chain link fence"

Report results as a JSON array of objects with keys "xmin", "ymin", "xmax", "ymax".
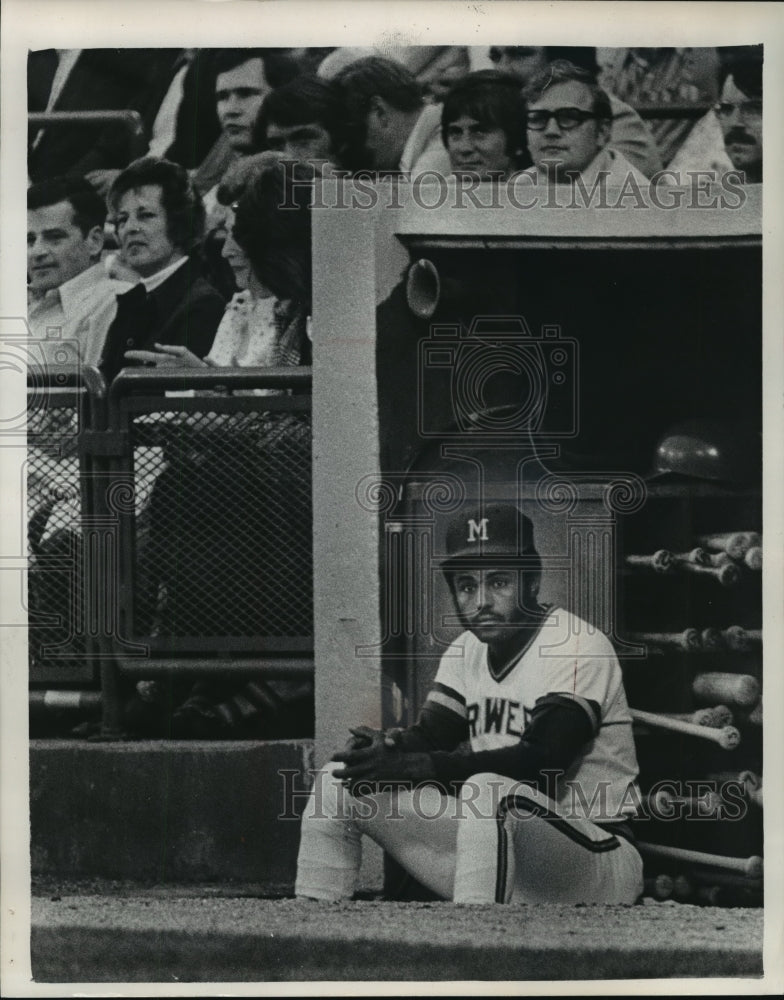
[
  {"xmin": 27, "ymin": 386, "xmax": 93, "ymax": 683},
  {"xmin": 129, "ymin": 406, "xmax": 313, "ymax": 644}
]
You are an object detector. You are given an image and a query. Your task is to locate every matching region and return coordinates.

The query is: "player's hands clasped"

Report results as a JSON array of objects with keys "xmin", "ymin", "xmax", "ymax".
[{"xmin": 332, "ymin": 726, "xmax": 434, "ymax": 788}]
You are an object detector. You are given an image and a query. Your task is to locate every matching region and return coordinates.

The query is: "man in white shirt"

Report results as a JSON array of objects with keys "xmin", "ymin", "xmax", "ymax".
[
  {"xmin": 27, "ymin": 174, "xmax": 132, "ymax": 370},
  {"xmin": 330, "ymin": 56, "xmax": 452, "ymax": 177},
  {"xmin": 520, "ymin": 60, "xmax": 650, "ymax": 188}
]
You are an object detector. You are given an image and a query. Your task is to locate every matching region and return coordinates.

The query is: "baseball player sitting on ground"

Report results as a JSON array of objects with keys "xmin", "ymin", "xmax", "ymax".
[{"xmin": 296, "ymin": 503, "xmax": 644, "ymax": 904}]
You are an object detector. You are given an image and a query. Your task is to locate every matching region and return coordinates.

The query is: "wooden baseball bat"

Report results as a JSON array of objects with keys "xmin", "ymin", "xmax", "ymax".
[
  {"xmin": 672, "ymin": 874, "xmax": 694, "ymax": 902},
  {"xmin": 647, "ymin": 787, "xmax": 723, "ymax": 815},
  {"xmin": 644, "ymin": 874, "xmax": 673, "ymax": 900},
  {"xmin": 692, "ymin": 672, "xmax": 760, "ymax": 708},
  {"xmin": 637, "ymin": 842, "xmax": 763, "ymax": 879},
  {"xmin": 628, "ymin": 629, "xmax": 701, "ymax": 652},
  {"xmin": 746, "ymin": 699, "xmax": 762, "ymax": 726},
  {"xmin": 695, "ymin": 885, "xmax": 722, "ymax": 906},
  {"xmin": 706, "ymin": 769, "xmax": 757, "ymax": 792},
  {"xmin": 698, "ymin": 532, "xmax": 760, "ymax": 559},
  {"xmin": 720, "ymin": 626, "xmax": 762, "ymax": 653},
  {"xmin": 705, "ymin": 550, "xmax": 733, "ymax": 568},
  {"xmin": 700, "ymin": 627, "xmax": 724, "ymax": 650},
  {"xmin": 631, "ymin": 708, "xmax": 740, "ymax": 749},
  {"xmin": 678, "ymin": 560, "xmax": 740, "ymax": 587},
  {"xmin": 721, "ymin": 625, "xmax": 750, "ymax": 651},
  {"xmin": 625, "ymin": 549, "xmax": 674, "ymax": 573},
  {"xmin": 698, "ymin": 884, "xmax": 763, "ymax": 907},
  {"xmin": 664, "ymin": 708, "xmax": 720, "ymax": 727},
  {"xmin": 744, "ymin": 546, "xmax": 762, "ymax": 571},
  {"xmin": 672, "ymin": 548, "xmax": 710, "ymax": 566},
  {"xmin": 689, "ymin": 867, "xmax": 763, "ymax": 891},
  {"xmin": 709, "ymin": 704, "xmax": 734, "ymax": 727},
  {"xmin": 738, "ymin": 770, "xmax": 763, "ymax": 808}
]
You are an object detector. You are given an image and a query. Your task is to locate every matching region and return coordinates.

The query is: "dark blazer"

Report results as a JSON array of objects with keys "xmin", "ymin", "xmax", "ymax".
[
  {"xmin": 100, "ymin": 258, "xmax": 225, "ymax": 384},
  {"xmin": 28, "ymin": 48, "xmax": 181, "ymax": 182}
]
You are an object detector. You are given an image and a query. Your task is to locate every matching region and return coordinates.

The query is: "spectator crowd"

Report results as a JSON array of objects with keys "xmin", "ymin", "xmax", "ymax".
[
  {"xmin": 26, "ymin": 44, "xmax": 763, "ymax": 739},
  {"xmin": 28, "ymin": 44, "xmax": 763, "ymax": 381}
]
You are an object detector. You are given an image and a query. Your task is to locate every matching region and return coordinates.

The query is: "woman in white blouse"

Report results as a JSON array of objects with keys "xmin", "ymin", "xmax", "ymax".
[{"xmin": 125, "ymin": 156, "xmax": 312, "ymax": 374}]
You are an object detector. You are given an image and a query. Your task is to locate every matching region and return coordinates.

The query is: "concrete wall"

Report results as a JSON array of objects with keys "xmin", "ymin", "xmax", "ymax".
[
  {"xmin": 30, "ymin": 740, "xmax": 313, "ymax": 889},
  {"xmin": 311, "ymin": 192, "xmax": 410, "ymax": 765}
]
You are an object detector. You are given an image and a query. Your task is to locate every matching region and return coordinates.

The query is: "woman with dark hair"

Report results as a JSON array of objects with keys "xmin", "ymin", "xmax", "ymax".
[
  {"xmin": 99, "ymin": 156, "xmax": 225, "ymax": 383},
  {"xmin": 127, "ymin": 156, "xmax": 312, "ymax": 372},
  {"xmin": 441, "ymin": 70, "xmax": 530, "ymax": 179}
]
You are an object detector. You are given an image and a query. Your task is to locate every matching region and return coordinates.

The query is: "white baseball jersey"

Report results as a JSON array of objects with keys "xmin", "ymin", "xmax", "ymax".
[{"xmin": 426, "ymin": 607, "xmax": 640, "ymax": 822}]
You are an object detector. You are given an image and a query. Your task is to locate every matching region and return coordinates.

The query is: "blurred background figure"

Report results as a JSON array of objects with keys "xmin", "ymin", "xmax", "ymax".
[
  {"xmin": 255, "ymin": 76, "xmax": 343, "ymax": 173},
  {"xmin": 597, "ymin": 47, "xmax": 719, "ymax": 167},
  {"xmin": 27, "ymin": 49, "xmax": 180, "ymax": 185},
  {"xmin": 487, "ymin": 45, "xmax": 662, "ymax": 178},
  {"xmin": 329, "ymin": 55, "xmax": 451, "ymax": 176},
  {"xmin": 441, "ymin": 70, "xmax": 530, "ymax": 179},
  {"xmin": 318, "ymin": 45, "xmax": 471, "ymax": 102},
  {"xmin": 417, "ymin": 47, "xmax": 472, "ymax": 102}
]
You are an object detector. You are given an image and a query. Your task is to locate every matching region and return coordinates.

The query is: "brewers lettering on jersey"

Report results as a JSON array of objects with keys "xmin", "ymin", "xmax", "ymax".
[{"xmin": 296, "ymin": 503, "xmax": 644, "ymax": 904}]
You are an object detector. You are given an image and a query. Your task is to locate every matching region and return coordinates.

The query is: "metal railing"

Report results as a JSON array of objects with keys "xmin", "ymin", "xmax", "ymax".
[
  {"xmin": 27, "ymin": 366, "xmax": 314, "ymax": 738},
  {"xmin": 28, "ymin": 110, "xmax": 148, "ymax": 162}
]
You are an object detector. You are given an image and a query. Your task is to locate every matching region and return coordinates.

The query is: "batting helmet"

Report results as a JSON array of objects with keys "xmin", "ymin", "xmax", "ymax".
[{"xmin": 652, "ymin": 419, "xmax": 761, "ymax": 484}]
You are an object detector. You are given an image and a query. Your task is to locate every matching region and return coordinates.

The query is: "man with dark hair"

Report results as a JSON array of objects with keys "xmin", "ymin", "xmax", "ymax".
[
  {"xmin": 441, "ymin": 70, "xmax": 530, "ymax": 178},
  {"xmin": 487, "ymin": 45, "xmax": 662, "ymax": 178},
  {"xmin": 521, "ymin": 60, "xmax": 649, "ymax": 186},
  {"xmin": 295, "ymin": 503, "xmax": 643, "ymax": 904},
  {"xmin": 715, "ymin": 56, "xmax": 762, "ymax": 184},
  {"xmin": 99, "ymin": 156, "xmax": 224, "ymax": 382},
  {"xmin": 255, "ymin": 75, "xmax": 342, "ymax": 170},
  {"xmin": 665, "ymin": 46, "xmax": 761, "ymax": 183},
  {"xmin": 211, "ymin": 49, "xmax": 299, "ymax": 156},
  {"xmin": 192, "ymin": 49, "xmax": 300, "ymax": 226},
  {"xmin": 330, "ymin": 55, "xmax": 451, "ymax": 176},
  {"xmin": 27, "ymin": 174, "xmax": 132, "ymax": 367}
]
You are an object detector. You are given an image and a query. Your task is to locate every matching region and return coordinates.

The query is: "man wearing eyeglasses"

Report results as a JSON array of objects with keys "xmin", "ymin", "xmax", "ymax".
[
  {"xmin": 521, "ymin": 60, "xmax": 649, "ymax": 188},
  {"xmin": 488, "ymin": 46, "xmax": 662, "ymax": 178},
  {"xmin": 715, "ymin": 60, "xmax": 762, "ymax": 184}
]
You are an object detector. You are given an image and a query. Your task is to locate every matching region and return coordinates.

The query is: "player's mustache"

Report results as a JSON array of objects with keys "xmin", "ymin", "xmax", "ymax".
[{"xmin": 725, "ymin": 127, "xmax": 757, "ymax": 146}]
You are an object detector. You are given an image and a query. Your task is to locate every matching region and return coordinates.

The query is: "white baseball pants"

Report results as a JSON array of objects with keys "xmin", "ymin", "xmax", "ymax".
[{"xmin": 295, "ymin": 763, "xmax": 643, "ymax": 904}]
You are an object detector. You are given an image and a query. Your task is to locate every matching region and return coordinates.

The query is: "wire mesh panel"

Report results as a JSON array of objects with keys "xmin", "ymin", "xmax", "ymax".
[
  {"xmin": 120, "ymin": 392, "xmax": 313, "ymax": 654},
  {"xmin": 27, "ymin": 390, "xmax": 92, "ymax": 683}
]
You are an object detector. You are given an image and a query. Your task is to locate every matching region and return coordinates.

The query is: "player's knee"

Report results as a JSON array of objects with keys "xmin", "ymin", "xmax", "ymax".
[
  {"xmin": 301, "ymin": 763, "xmax": 351, "ymax": 822},
  {"xmin": 457, "ymin": 771, "xmax": 510, "ymax": 819}
]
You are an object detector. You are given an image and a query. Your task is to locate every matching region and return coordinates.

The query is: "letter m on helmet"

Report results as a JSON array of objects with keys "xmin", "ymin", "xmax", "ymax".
[{"xmin": 467, "ymin": 518, "xmax": 488, "ymax": 542}]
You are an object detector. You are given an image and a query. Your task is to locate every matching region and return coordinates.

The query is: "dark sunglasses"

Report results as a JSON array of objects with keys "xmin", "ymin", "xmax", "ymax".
[{"xmin": 526, "ymin": 107, "xmax": 601, "ymax": 131}]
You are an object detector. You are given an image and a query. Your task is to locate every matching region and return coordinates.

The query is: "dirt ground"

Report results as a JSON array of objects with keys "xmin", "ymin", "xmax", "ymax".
[{"xmin": 29, "ymin": 888, "xmax": 766, "ymax": 984}]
